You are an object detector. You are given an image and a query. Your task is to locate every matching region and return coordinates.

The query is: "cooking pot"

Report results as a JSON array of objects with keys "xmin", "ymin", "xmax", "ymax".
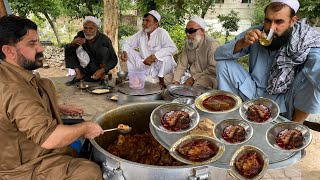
[{"xmin": 90, "ymin": 101, "xmax": 228, "ymax": 180}]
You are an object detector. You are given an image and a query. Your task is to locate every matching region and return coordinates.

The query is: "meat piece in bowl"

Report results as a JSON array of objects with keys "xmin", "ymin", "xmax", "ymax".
[
  {"xmin": 222, "ymin": 125, "xmax": 246, "ymax": 143},
  {"xmin": 276, "ymin": 129, "xmax": 304, "ymax": 150},
  {"xmin": 202, "ymin": 95, "xmax": 236, "ymax": 111},
  {"xmin": 177, "ymin": 139, "xmax": 218, "ymax": 162},
  {"xmin": 235, "ymin": 151, "xmax": 263, "ymax": 178},
  {"xmin": 247, "ymin": 104, "xmax": 271, "ymax": 123},
  {"xmin": 161, "ymin": 110, "xmax": 191, "ymax": 131}
]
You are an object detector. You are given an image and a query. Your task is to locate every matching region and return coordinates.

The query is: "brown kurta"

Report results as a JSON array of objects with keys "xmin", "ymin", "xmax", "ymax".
[
  {"xmin": 0, "ymin": 60, "xmax": 102, "ymax": 180},
  {"xmin": 172, "ymin": 34, "xmax": 220, "ymax": 89}
]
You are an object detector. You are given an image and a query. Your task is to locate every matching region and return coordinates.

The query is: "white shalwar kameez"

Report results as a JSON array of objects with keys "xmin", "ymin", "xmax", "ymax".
[{"xmin": 122, "ymin": 28, "xmax": 177, "ymax": 79}]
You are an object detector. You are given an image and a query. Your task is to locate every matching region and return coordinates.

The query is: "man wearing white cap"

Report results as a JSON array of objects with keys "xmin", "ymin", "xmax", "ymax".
[
  {"xmin": 121, "ymin": 10, "xmax": 177, "ymax": 87},
  {"xmin": 214, "ymin": 0, "xmax": 320, "ymax": 123},
  {"xmin": 167, "ymin": 17, "xmax": 220, "ymax": 89},
  {"xmin": 65, "ymin": 16, "xmax": 117, "ymax": 86}
]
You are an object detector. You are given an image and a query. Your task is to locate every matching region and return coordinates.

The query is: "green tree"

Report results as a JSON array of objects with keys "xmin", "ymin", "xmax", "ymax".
[
  {"xmin": 218, "ymin": 10, "xmax": 240, "ymax": 43},
  {"xmin": 9, "ymin": 0, "xmax": 63, "ymax": 45},
  {"xmin": 251, "ymin": 0, "xmax": 270, "ymax": 26},
  {"xmin": 298, "ymin": 0, "xmax": 320, "ymax": 26}
]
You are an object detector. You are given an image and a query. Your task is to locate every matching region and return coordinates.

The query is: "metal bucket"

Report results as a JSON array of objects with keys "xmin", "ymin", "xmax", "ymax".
[{"xmin": 90, "ymin": 101, "xmax": 227, "ymax": 180}]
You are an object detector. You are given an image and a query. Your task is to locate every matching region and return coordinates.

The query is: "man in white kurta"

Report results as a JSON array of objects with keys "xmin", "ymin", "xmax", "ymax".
[{"xmin": 121, "ymin": 10, "xmax": 177, "ymax": 87}]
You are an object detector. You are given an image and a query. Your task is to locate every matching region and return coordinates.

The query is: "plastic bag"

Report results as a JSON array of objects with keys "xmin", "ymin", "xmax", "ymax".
[{"xmin": 76, "ymin": 46, "xmax": 90, "ymax": 68}]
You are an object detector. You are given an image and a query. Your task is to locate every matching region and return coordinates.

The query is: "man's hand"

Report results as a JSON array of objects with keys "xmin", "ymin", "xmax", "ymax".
[
  {"xmin": 184, "ymin": 77, "xmax": 194, "ymax": 86},
  {"xmin": 92, "ymin": 68, "xmax": 105, "ymax": 80},
  {"xmin": 121, "ymin": 51, "xmax": 128, "ymax": 61},
  {"xmin": 234, "ymin": 29, "xmax": 262, "ymax": 54},
  {"xmin": 72, "ymin": 37, "xmax": 86, "ymax": 46},
  {"xmin": 83, "ymin": 121, "xmax": 104, "ymax": 139},
  {"xmin": 59, "ymin": 104, "xmax": 84, "ymax": 117},
  {"xmin": 143, "ymin": 54, "xmax": 156, "ymax": 66}
]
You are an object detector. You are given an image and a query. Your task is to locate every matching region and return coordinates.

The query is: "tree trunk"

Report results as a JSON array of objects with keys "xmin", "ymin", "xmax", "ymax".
[
  {"xmin": 104, "ymin": 0, "xmax": 119, "ymax": 54},
  {"xmin": 104, "ymin": 0, "xmax": 119, "ymax": 73},
  {"xmin": 43, "ymin": 11, "xmax": 61, "ymax": 46},
  {"xmin": 201, "ymin": 0, "xmax": 215, "ymax": 18},
  {"xmin": 225, "ymin": 30, "xmax": 229, "ymax": 43}
]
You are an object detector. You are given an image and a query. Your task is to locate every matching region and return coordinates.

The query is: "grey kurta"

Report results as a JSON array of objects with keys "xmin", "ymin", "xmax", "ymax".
[
  {"xmin": 0, "ymin": 60, "xmax": 102, "ymax": 180},
  {"xmin": 172, "ymin": 34, "xmax": 220, "ymax": 89}
]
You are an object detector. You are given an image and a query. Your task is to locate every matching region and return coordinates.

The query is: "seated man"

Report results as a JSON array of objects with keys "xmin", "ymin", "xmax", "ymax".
[
  {"xmin": 167, "ymin": 17, "xmax": 220, "ymax": 89},
  {"xmin": 214, "ymin": 0, "xmax": 320, "ymax": 123},
  {"xmin": 121, "ymin": 10, "xmax": 177, "ymax": 87},
  {"xmin": 65, "ymin": 16, "xmax": 117, "ymax": 86},
  {"xmin": 0, "ymin": 15, "xmax": 103, "ymax": 179}
]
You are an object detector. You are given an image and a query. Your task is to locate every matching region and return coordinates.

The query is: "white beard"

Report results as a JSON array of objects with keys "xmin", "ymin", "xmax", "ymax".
[
  {"xmin": 143, "ymin": 28, "xmax": 152, "ymax": 33},
  {"xmin": 84, "ymin": 32, "xmax": 97, "ymax": 40},
  {"xmin": 186, "ymin": 32, "xmax": 203, "ymax": 50}
]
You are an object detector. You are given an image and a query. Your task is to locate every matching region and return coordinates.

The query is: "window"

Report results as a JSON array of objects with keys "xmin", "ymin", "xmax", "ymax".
[
  {"xmin": 215, "ymin": 0, "xmax": 224, "ymax": 3},
  {"xmin": 242, "ymin": 0, "xmax": 251, "ymax": 3}
]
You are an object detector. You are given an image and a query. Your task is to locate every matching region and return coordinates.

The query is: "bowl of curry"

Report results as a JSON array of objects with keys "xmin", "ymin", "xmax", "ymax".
[
  {"xmin": 266, "ymin": 122, "xmax": 312, "ymax": 152},
  {"xmin": 150, "ymin": 102, "xmax": 200, "ymax": 134},
  {"xmin": 195, "ymin": 90, "xmax": 242, "ymax": 114},
  {"xmin": 239, "ymin": 97, "xmax": 279, "ymax": 124},
  {"xmin": 169, "ymin": 134, "xmax": 225, "ymax": 165},
  {"xmin": 229, "ymin": 145, "xmax": 269, "ymax": 180}
]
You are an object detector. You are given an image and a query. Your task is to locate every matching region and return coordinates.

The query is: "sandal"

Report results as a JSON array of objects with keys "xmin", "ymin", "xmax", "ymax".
[{"xmin": 65, "ymin": 77, "xmax": 81, "ymax": 86}]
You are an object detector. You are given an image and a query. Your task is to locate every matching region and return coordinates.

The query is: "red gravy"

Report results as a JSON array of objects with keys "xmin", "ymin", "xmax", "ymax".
[
  {"xmin": 178, "ymin": 139, "xmax": 218, "ymax": 162},
  {"xmin": 202, "ymin": 95, "xmax": 236, "ymax": 111}
]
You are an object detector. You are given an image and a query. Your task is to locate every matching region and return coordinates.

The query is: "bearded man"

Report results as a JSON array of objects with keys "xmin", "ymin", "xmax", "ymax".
[
  {"xmin": 121, "ymin": 10, "xmax": 177, "ymax": 87},
  {"xmin": 214, "ymin": 0, "xmax": 320, "ymax": 123},
  {"xmin": 0, "ymin": 15, "xmax": 103, "ymax": 179},
  {"xmin": 167, "ymin": 17, "xmax": 220, "ymax": 89},
  {"xmin": 65, "ymin": 16, "xmax": 117, "ymax": 86}
]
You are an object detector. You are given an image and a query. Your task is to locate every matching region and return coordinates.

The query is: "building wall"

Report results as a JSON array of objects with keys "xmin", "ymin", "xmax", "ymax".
[{"xmin": 205, "ymin": 0, "xmax": 255, "ymax": 34}]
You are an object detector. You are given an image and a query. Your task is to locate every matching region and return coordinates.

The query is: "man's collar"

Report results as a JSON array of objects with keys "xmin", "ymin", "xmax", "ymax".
[{"xmin": 1, "ymin": 60, "xmax": 35, "ymax": 82}]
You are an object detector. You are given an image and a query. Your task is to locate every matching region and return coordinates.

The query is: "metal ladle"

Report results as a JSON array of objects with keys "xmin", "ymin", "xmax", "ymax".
[{"xmin": 103, "ymin": 124, "xmax": 132, "ymax": 134}]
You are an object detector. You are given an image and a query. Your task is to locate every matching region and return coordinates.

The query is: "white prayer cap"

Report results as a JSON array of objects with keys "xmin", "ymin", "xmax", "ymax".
[
  {"xmin": 272, "ymin": 0, "xmax": 300, "ymax": 13},
  {"xmin": 84, "ymin": 16, "xmax": 101, "ymax": 28},
  {"xmin": 190, "ymin": 16, "xmax": 207, "ymax": 29},
  {"xmin": 148, "ymin": 10, "xmax": 161, "ymax": 22}
]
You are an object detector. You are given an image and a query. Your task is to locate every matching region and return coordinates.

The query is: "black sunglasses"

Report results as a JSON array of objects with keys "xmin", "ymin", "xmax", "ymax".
[{"xmin": 185, "ymin": 28, "xmax": 200, "ymax": 34}]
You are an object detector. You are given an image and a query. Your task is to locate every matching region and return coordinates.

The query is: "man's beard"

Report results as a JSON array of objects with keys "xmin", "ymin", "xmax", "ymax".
[
  {"xmin": 17, "ymin": 50, "xmax": 44, "ymax": 70},
  {"xmin": 143, "ymin": 27, "xmax": 152, "ymax": 33},
  {"xmin": 84, "ymin": 32, "xmax": 97, "ymax": 40},
  {"xmin": 264, "ymin": 27, "xmax": 293, "ymax": 51},
  {"xmin": 186, "ymin": 32, "xmax": 203, "ymax": 50}
]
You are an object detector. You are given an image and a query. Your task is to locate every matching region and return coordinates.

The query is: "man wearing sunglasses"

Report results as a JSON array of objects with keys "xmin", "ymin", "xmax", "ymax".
[
  {"xmin": 168, "ymin": 17, "xmax": 220, "ymax": 89},
  {"xmin": 121, "ymin": 10, "xmax": 177, "ymax": 87},
  {"xmin": 214, "ymin": 0, "xmax": 320, "ymax": 123}
]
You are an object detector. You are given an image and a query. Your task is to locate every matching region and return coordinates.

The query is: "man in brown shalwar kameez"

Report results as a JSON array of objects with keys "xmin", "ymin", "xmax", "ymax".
[
  {"xmin": 166, "ymin": 17, "xmax": 220, "ymax": 89},
  {"xmin": 0, "ymin": 15, "xmax": 104, "ymax": 180}
]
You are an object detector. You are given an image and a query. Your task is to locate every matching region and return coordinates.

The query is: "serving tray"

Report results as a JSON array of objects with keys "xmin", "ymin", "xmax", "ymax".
[{"xmin": 150, "ymin": 109, "xmax": 303, "ymax": 169}]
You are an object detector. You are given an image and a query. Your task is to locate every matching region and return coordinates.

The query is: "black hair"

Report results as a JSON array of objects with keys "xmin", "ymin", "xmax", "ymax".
[
  {"xmin": 0, "ymin": 15, "xmax": 38, "ymax": 59},
  {"xmin": 265, "ymin": 2, "xmax": 296, "ymax": 18},
  {"xmin": 143, "ymin": 13, "xmax": 158, "ymax": 23}
]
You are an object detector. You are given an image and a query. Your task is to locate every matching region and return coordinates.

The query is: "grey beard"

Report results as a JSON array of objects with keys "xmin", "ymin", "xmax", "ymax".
[
  {"xmin": 186, "ymin": 34, "xmax": 202, "ymax": 50},
  {"xmin": 84, "ymin": 33, "xmax": 96, "ymax": 40}
]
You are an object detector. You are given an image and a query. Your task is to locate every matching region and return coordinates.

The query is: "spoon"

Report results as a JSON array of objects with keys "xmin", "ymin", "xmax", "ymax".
[{"xmin": 103, "ymin": 124, "xmax": 132, "ymax": 134}]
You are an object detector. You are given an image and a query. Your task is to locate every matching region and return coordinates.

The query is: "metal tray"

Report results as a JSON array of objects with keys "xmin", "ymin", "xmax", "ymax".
[
  {"xmin": 167, "ymin": 84, "xmax": 200, "ymax": 97},
  {"xmin": 86, "ymin": 85, "xmax": 112, "ymax": 94},
  {"xmin": 150, "ymin": 110, "xmax": 302, "ymax": 169}
]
